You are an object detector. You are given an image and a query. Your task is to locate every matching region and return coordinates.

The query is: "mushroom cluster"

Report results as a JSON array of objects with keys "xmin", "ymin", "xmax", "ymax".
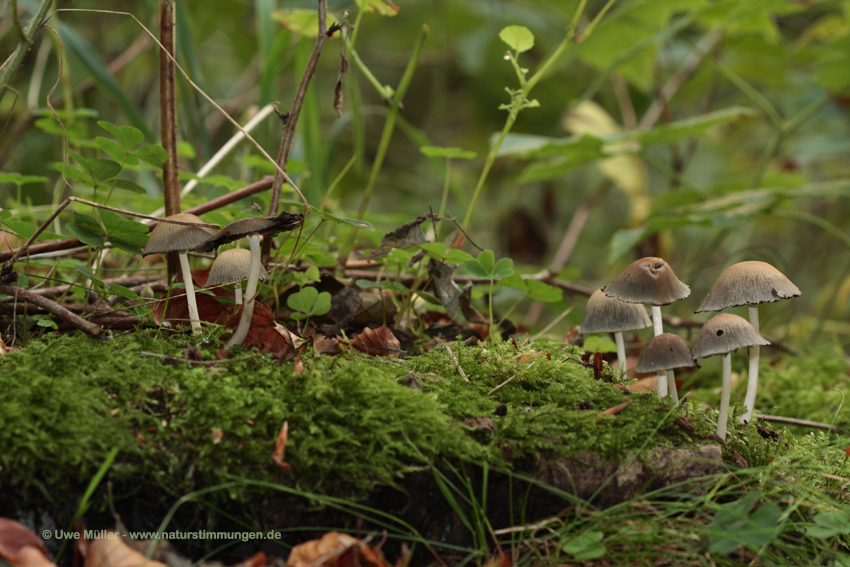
[{"xmin": 585, "ymin": 257, "xmax": 799, "ymax": 441}]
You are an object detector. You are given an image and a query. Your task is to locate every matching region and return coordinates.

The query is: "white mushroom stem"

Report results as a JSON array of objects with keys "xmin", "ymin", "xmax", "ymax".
[
  {"xmin": 234, "ymin": 286, "xmax": 243, "ymax": 305},
  {"xmin": 614, "ymin": 331, "xmax": 626, "ymax": 374},
  {"xmin": 717, "ymin": 352, "xmax": 732, "ymax": 440},
  {"xmin": 177, "ymin": 252, "xmax": 202, "ymax": 335},
  {"xmin": 651, "ymin": 305, "xmax": 668, "ymax": 397},
  {"xmin": 740, "ymin": 305, "xmax": 760, "ymax": 423},
  {"xmin": 226, "ymin": 234, "xmax": 260, "ymax": 348},
  {"xmin": 667, "ymin": 370, "xmax": 679, "ymax": 404}
]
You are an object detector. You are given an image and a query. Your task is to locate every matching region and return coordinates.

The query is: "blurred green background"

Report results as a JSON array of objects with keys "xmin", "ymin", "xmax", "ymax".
[{"xmin": 2, "ymin": 0, "xmax": 850, "ymax": 345}]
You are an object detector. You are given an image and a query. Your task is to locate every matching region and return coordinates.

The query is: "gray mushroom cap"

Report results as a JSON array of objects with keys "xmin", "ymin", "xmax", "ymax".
[
  {"xmin": 602, "ymin": 257, "xmax": 691, "ymax": 306},
  {"xmin": 692, "ymin": 313, "xmax": 770, "ymax": 359},
  {"xmin": 206, "ymin": 248, "xmax": 268, "ymax": 286},
  {"xmin": 142, "ymin": 213, "xmax": 216, "ymax": 256},
  {"xmin": 696, "ymin": 261, "xmax": 801, "ymax": 312},
  {"xmin": 635, "ymin": 333, "xmax": 695, "ymax": 373},
  {"xmin": 582, "ymin": 289, "xmax": 652, "ymax": 334}
]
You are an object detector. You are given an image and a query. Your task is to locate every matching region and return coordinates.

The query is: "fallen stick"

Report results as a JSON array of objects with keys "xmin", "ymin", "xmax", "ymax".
[{"xmin": 0, "ymin": 284, "xmax": 100, "ymax": 335}]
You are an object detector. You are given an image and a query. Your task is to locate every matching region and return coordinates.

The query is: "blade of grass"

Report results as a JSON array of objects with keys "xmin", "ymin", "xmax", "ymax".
[{"xmin": 0, "ymin": 0, "xmax": 53, "ymax": 93}]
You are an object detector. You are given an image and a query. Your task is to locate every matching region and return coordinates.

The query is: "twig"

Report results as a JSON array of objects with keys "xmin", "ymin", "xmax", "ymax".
[
  {"xmin": 444, "ymin": 344, "xmax": 468, "ymax": 382},
  {"xmin": 263, "ymin": 0, "xmax": 334, "ymax": 264},
  {"xmin": 139, "ymin": 352, "xmax": 262, "ymax": 365},
  {"xmin": 753, "ymin": 414, "xmax": 846, "ymax": 434},
  {"xmin": 0, "ymin": 177, "xmax": 273, "ymax": 263},
  {"xmin": 488, "ymin": 362, "xmax": 535, "ymax": 395},
  {"xmin": 0, "ymin": 284, "xmax": 100, "ymax": 335}
]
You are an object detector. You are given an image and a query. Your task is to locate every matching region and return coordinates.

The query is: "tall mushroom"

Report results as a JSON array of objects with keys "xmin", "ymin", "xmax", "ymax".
[
  {"xmin": 602, "ymin": 257, "xmax": 690, "ymax": 400},
  {"xmin": 206, "ymin": 248, "xmax": 268, "ymax": 305},
  {"xmin": 582, "ymin": 289, "xmax": 652, "ymax": 374},
  {"xmin": 692, "ymin": 313, "xmax": 769, "ymax": 440},
  {"xmin": 143, "ymin": 213, "xmax": 216, "ymax": 335},
  {"xmin": 634, "ymin": 333, "xmax": 694, "ymax": 403},
  {"xmin": 696, "ymin": 261, "xmax": 800, "ymax": 423},
  {"xmin": 194, "ymin": 211, "xmax": 304, "ymax": 348}
]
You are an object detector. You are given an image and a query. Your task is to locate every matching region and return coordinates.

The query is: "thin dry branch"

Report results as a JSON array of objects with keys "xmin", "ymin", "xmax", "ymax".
[{"xmin": 0, "ymin": 284, "xmax": 100, "ymax": 335}]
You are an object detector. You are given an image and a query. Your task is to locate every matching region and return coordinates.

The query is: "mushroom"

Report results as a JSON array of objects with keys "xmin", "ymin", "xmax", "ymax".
[
  {"xmin": 142, "ymin": 213, "xmax": 216, "ymax": 335},
  {"xmin": 634, "ymin": 333, "xmax": 694, "ymax": 403},
  {"xmin": 696, "ymin": 261, "xmax": 800, "ymax": 423},
  {"xmin": 194, "ymin": 211, "xmax": 304, "ymax": 348},
  {"xmin": 582, "ymin": 289, "xmax": 652, "ymax": 374},
  {"xmin": 602, "ymin": 257, "xmax": 690, "ymax": 400},
  {"xmin": 692, "ymin": 313, "xmax": 769, "ymax": 440},
  {"xmin": 206, "ymin": 248, "xmax": 268, "ymax": 305}
]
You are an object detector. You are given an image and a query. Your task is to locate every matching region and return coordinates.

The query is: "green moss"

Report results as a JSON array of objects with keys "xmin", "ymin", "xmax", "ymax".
[{"xmin": 0, "ymin": 333, "xmax": 706, "ymax": 514}]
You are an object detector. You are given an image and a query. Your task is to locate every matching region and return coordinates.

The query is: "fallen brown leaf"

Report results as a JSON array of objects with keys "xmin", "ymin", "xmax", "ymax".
[
  {"xmin": 0, "ymin": 519, "xmax": 51, "ymax": 567},
  {"xmin": 232, "ymin": 551, "xmax": 269, "ymax": 567},
  {"xmin": 152, "ymin": 289, "xmax": 229, "ymax": 327},
  {"xmin": 285, "ymin": 532, "xmax": 390, "ymax": 567},
  {"xmin": 220, "ymin": 303, "xmax": 307, "ymax": 360},
  {"xmin": 273, "ymin": 420, "xmax": 292, "ymax": 472},
  {"xmin": 351, "ymin": 325, "xmax": 402, "ymax": 357},
  {"xmin": 82, "ymin": 535, "xmax": 167, "ymax": 567}
]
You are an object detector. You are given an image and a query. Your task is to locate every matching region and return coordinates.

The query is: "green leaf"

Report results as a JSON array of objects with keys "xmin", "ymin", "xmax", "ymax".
[
  {"xmin": 491, "ymin": 258, "xmax": 514, "ymax": 279},
  {"xmin": 420, "ymin": 146, "xmax": 477, "ymax": 160},
  {"xmin": 355, "ymin": 0, "xmax": 399, "ymax": 17},
  {"xmin": 72, "ymin": 212, "xmax": 103, "ymax": 231},
  {"xmin": 177, "ymin": 140, "xmax": 197, "ymax": 159},
  {"xmin": 477, "ymin": 250, "xmax": 495, "ymax": 274},
  {"xmin": 36, "ymin": 318, "xmax": 58, "ymax": 330},
  {"xmin": 66, "ymin": 223, "xmax": 104, "ymax": 247},
  {"xmin": 136, "ymin": 145, "xmax": 169, "ymax": 167},
  {"xmin": 113, "ymin": 179, "xmax": 147, "ymax": 195},
  {"xmin": 98, "ymin": 210, "xmax": 149, "ymax": 235},
  {"xmin": 55, "ymin": 163, "xmax": 94, "ymax": 186},
  {"xmin": 287, "ymin": 287, "xmax": 331, "ymax": 318},
  {"xmin": 106, "ymin": 284, "xmax": 139, "ymax": 299},
  {"xmin": 85, "ymin": 158, "xmax": 122, "ymax": 182},
  {"xmin": 97, "ymin": 120, "xmax": 121, "ymax": 140},
  {"xmin": 561, "ymin": 531, "xmax": 606, "ymax": 561},
  {"xmin": 806, "ymin": 510, "xmax": 850, "ymax": 539},
  {"xmin": 3, "ymin": 220, "xmax": 36, "ymax": 240},
  {"xmin": 309, "ymin": 208, "xmax": 375, "ymax": 231},
  {"xmin": 499, "ymin": 25, "xmax": 535, "ymax": 53},
  {"xmin": 74, "ymin": 265, "xmax": 103, "ymax": 288},
  {"xmin": 117, "ymin": 125, "xmax": 145, "ymax": 150},
  {"xmin": 271, "ymin": 9, "xmax": 339, "ymax": 37},
  {"xmin": 418, "ymin": 242, "xmax": 447, "ymax": 260},
  {"xmin": 0, "ymin": 172, "xmax": 48, "ymax": 185},
  {"xmin": 445, "ymin": 249, "xmax": 473, "ymax": 264},
  {"xmin": 583, "ymin": 336, "xmax": 617, "ymax": 354},
  {"xmin": 95, "ymin": 137, "xmax": 127, "ymax": 161},
  {"xmin": 526, "ymin": 280, "xmax": 562, "ymax": 303},
  {"xmin": 108, "ymin": 234, "xmax": 147, "ymax": 256},
  {"xmin": 356, "ymin": 279, "xmax": 407, "ymax": 292}
]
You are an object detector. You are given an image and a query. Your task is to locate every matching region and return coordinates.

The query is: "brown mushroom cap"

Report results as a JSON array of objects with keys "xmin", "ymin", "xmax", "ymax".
[
  {"xmin": 194, "ymin": 211, "xmax": 305, "ymax": 253},
  {"xmin": 635, "ymin": 333, "xmax": 694, "ymax": 373},
  {"xmin": 696, "ymin": 261, "xmax": 801, "ymax": 312},
  {"xmin": 582, "ymin": 289, "xmax": 652, "ymax": 334},
  {"xmin": 602, "ymin": 257, "xmax": 691, "ymax": 306},
  {"xmin": 692, "ymin": 313, "xmax": 770, "ymax": 359},
  {"xmin": 142, "ymin": 213, "xmax": 216, "ymax": 256},
  {"xmin": 206, "ymin": 248, "xmax": 268, "ymax": 286}
]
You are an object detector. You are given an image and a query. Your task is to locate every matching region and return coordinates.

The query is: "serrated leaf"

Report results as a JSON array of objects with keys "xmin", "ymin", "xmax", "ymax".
[
  {"xmin": 113, "ymin": 179, "xmax": 147, "ymax": 195},
  {"xmin": 136, "ymin": 145, "xmax": 169, "ymax": 167},
  {"xmin": 499, "ymin": 26, "xmax": 535, "ymax": 53},
  {"xmin": 420, "ymin": 146, "xmax": 477, "ymax": 160},
  {"xmin": 66, "ymin": 223, "xmax": 104, "ymax": 247}
]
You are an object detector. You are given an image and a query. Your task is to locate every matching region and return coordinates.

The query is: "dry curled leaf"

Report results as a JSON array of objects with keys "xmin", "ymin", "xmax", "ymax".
[
  {"xmin": 221, "ymin": 303, "xmax": 307, "ymax": 360},
  {"xmin": 0, "ymin": 518, "xmax": 51, "ymax": 567},
  {"xmin": 151, "ymin": 289, "xmax": 229, "ymax": 327},
  {"xmin": 351, "ymin": 325, "xmax": 402, "ymax": 357},
  {"xmin": 369, "ymin": 213, "xmax": 438, "ymax": 260},
  {"xmin": 285, "ymin": 532, "xmax": 390, "ymax": 567}
]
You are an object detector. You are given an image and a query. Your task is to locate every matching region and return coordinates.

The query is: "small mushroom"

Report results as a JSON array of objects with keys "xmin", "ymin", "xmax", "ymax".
[
  {"xmin": 582, "ymin": 289, "xmax": 651, "ymax": 374},
  {"xmin": 696, "ymin": 261, "xmax": 800, "ymax": 423},
  {"xmin": 206, "ymin": 248, "xmax": 268, "ymax": 304},
  {"xmin": 634, "ymin": 333, "xmax": 694, "ymax": 403},
  {"xmin": 692, "ymin": 313, "xmax": 769, "ymax": 441},
  {"xmin": 195, "ymin": 211, "xmax": 304, "ymax": 348},
  {"xmin": 143, "ymin": 213, "xmax": 216, "ymax": 334},
  {"xmin": 603, "ymin": 257, "xmax": 690, "ymax": 400}
]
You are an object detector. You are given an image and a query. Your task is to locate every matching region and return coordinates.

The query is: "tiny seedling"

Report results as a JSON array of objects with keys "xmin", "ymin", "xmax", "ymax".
[
  {"xmin": 465, "ymin": 250, "xmax": 514, "ymax": 341},
  {"xmin": 287, "ymin": 286, "xmax": 332, "ymax": 323}
]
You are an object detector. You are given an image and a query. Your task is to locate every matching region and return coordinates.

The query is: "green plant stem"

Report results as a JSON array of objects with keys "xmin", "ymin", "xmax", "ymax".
[
  {"xmin": 339, "ymin": 24, "xmax": 429, "ymax": 262},
  {"xmin": 438, "ymin": 158, "xmax": 452, "ymax": 218},
  {"xmin": 10, "ymin": 0, "xmax": 31, "ymax": 45},
  {"xmin": 0, "ymin": 0, "xmax": 52, "ymax": 91},
  {"xmin": 350, "ymin": 48, "xmax": 392, "ymax": 103},
  {"xmin": 574, "ymin": 0, "xmax": 618, "ymax": 43}
]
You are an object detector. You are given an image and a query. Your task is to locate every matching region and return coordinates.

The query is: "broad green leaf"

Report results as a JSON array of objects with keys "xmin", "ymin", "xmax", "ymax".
[
  {"xmin": 561, "ymin": 531, "xmax": 606, "ymax": 561},
  {"xmin": 271, "ymin": 9, "xmax": 339, "ymax": 37},
  {"xmin": 806, "ymin": 510, "xmax": 850, "ymax": 539},
  {"xmin": 356, "ymin": 279, "xmax": 407, "ymax": 292},
  {"xmin": 73, "ymin": 212, "xmax": 103, "ymax": 231},
  {"xmin": 177, "ymin": 140, "xmax": 197, "ymax": 159},
  {"xmin": 136, "ymin": 145, "xmax": 169, "ymax": 167},
  {"xmin": 100, "ymin": 210, "xmax": 148, "ymax": 234},
  {"xmin": 118, "ymin": 125, "xmax": 145, "ymax": 150},
  {"xmin": 107, "ymin": 284, "xmax": 139, "ymax": 300},
  {"xmin": 0, "ymin": 210, "xmax": 11, "ymax": 220},
  {"xmin": 355, "ymin": 0, "xmax": 399, "ymax": 17},
  {"xmin": 499, "ymin": 26, "xmax": 535, "ymax": 53},
  {"xmin": 36, "ymin": 318, "xmax": 58, "ymax": 330},
  {"xmin": 418, "ymin": 242, "xmax": 447, "ymax": 260},
  {"xmin": 66, "ymin": 223, "xmax": 104, "ymax": 247},
  {"xmin": 109, "ymin": 234, "xmax": 148, "ymax": 255},
  {"xmin": 445, "ymin": 249, "xmax": 473, "ymax": 264},
  {"xmin": 35, "ymin": 117, "xmax": 87, "ymax": 138},
  {"xmin": 420, "ymin": 146, "xmax": 477, "ymax": 160},
  {"xmin": 287, "ymin": 287, "xmax": 331, "ymax": 319},
  {"xmin": 85, "ymin": 158, "xmax": 122, "ymax": 182},
  {"xmin": 497, "ymin": 272, "xmax": 526, "ymax": 289},
  {"xmin": 97, "ymin": 121, "xmax": 121, "ymax": 140},
  {"xmin": 113, "ymin": 179, "xmax": 147, "ymax": 195},
  {"xmin": 492, "ymin": 258, "xmax": 514, "ymax": 279},
  {"xmin": 55, "ymin": 163, "xmax": 94, "ymax": 187},
  {"xmin": 583, "ymin": 336, "xmax": 617, "ymax": 354},
  {"xmin": 526, "ymin": 280, "xmax": 562, "ymax": 303},
  {"xmin": 95, "ymin": 137, "xmax": 127, "ymax": 161},
  {"xmin": 16, "ymin": 273, "xmax": 28, "ymax": 288},
  {"xmin": 4, "ymin": 220, "xmax": 36, "ymax": 240}
]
